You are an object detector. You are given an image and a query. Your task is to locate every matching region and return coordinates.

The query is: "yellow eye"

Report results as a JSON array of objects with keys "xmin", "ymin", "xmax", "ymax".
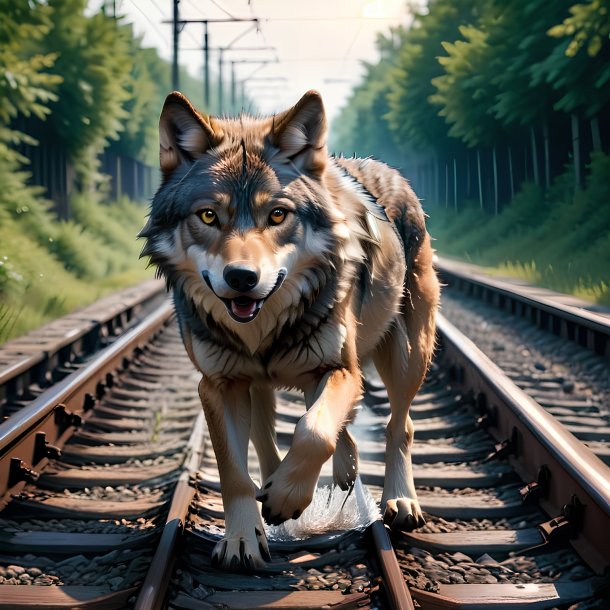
[
  {"xmin": 269, "ymin": 208, "xmax": 287, "ymax": 225},
  {"xmin": 199, "ymin": 209, "xmax": 217, "ymax": 225}
]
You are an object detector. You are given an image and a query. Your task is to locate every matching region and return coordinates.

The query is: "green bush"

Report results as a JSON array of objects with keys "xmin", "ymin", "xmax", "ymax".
[
  {"xmin": 428, "ymin": 154, "xmax": 610, "ymax": 305},
  {"xmin": 0, "ymin": 193, "xmax": 151, "ymax": 344}
]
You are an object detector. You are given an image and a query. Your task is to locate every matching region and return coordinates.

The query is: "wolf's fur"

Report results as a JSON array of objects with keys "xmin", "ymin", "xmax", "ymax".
[{"xmin": 141, "ymin": 91, "xmax": 440, "ymax": 571}]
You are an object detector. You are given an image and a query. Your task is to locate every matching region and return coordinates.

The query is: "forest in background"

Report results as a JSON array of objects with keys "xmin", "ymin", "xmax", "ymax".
[
  {"xmin": 0, "ymin": 0, "xmax": 218, "ymax": 342},
  {"xmin": 2, "ymin": 0, "xmax": 609, "ymax": 344},
  {"xmin": 331, "ymin": 0, "xmax": 610, "ymax": 304}
]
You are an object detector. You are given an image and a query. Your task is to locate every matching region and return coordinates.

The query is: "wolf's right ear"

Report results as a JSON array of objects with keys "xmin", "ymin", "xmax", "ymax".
[{"xmin": 159, "ymin": 92, "xmax": 222, "ymax": 176}]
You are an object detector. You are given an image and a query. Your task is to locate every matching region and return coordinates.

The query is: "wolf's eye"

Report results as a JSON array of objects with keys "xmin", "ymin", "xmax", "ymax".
[
  {"xmin": 269, "ymin": 208, "xmax": 287, "ymax": 226},
  {"xmin": 199, "ymin": 209, "xmax": 217, "ymax": 226}
]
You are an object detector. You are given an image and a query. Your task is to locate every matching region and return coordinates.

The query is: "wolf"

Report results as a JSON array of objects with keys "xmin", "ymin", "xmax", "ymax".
[{"xmin": 140, "ymin": 90, "xmax": 440, "ymax": 571}]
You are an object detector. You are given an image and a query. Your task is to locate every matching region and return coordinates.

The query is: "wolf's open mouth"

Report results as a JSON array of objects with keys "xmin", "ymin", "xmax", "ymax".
[
  {"xmin": 227, "ymin": 296, "xmax": 263, "ymax": 322},
  {"xmin": 202, "ymin": 269, "xmax": 286, "ymax": 324}
]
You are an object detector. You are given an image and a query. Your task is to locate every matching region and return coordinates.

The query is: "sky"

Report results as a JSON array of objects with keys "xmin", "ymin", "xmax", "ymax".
[{"xmin": 88, "ymin": 0, "xmax": 416, "ymax": 126}]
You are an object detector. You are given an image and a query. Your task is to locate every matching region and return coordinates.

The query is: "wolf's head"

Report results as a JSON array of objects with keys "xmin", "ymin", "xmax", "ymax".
[{"xmin": 141, "ymin": 91, "xmax": 351, "ymax": 346}]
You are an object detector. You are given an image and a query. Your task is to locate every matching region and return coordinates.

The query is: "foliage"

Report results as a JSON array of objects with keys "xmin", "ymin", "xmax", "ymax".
[
  {"xmin": 548, "ymin": 0, "xmax": 610, "ymax": 57},
  {"xmin": 331, "ymin": 29, "xmax": 405, "ymax": 165},
  {"xmin": 428, "ymin": 154, "xmax": 610, "ymax": 305},
  {"xmin": 0, "ymin": 0, "xmax": 62, "ymax": 183},
  {"xmin": 533, "ymin": 1, "xmax": 610, "ymax": 116},
  {"xmin": 38, "ymin": 0, "xmax": 133, "ymax": 179},
  {"xmin": 430, "ymin": 23, "xmax": 502, "ymax": 147},
  {"xmin": 0, "ymin": 0, "xmax": 61, "ymax": 129},
  {"xmin": 0, "ymin": 195, "xmax": 151, "ymax": 343},
  {"xmin": 336, "ymin": 0, "xmax": 608, "ymax": 153},
  {"xmin": 386, "ymin": 0, "xmax": 480, "ymax": 154}
]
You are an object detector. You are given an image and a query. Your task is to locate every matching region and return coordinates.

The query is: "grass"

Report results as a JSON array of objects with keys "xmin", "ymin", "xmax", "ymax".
[
  {"xmin": 0, "ymin": 195, "xmax": 153, "ymax": 343},
  {"xmin": 426, "ymin": 153, "xmax": 610, "ymax": 307}
]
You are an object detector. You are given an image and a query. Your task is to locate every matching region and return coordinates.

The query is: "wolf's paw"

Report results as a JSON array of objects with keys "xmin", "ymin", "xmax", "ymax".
[
  {"xmin": 333, "ymin": 429, "xmax": 358, "ymax": 491},
  {"xmin": 256, "ymin": 460, "xmax": 319, "ymax": 526},
  {"xmin": 211, "ymin": 525, "xmax": 270, "ymax": 571},
  {"xmin": 383, "ymin": 497, "xmax": 426, "ymax": 532}
]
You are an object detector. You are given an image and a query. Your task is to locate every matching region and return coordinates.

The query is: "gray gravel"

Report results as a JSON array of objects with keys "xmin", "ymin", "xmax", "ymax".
[
  {"xmin": 396, "ymin": 546, "xmax": 595, "ymax": 591},
  {"xmin": 441, "ymin": 292, "xmax": 610, "ymax": 425},
  {"xmin": 0, "ymin": 550, "xmax": 150, "ymax": 588},
  {"xmin": 0, "ymin": 516, "xmax": 155, "ymax": 534}
]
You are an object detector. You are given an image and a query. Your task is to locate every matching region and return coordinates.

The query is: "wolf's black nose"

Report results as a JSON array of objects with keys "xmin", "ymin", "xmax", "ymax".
[{"xmin": 224, "ymin": 265, "xmax": 259, "ymax": 292}]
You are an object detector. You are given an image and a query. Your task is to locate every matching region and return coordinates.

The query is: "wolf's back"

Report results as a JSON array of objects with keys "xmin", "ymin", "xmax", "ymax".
[{"xmin": 333, "ymin": 157, "xmax": 427, "ymax": 279}]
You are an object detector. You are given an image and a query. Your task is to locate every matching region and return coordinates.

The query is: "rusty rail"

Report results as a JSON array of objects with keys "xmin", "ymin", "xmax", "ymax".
[
  {"xmin": 371, "ymin": 519, "xmax": 415, "ymax": 610},
  {"xmin": 0, "ymin": 279, "xmax": 165, "ymax": 408},
  {"xmin": 134, "ymin": 412, "xmax": 206, "ymax": 610},
  {"xmin": 437, "ymin": 313, "xmax": 610, "ymax": 574},
  {"xmin": 437, "ymin": 257, "xmax": 610, "ymax": 359},
  {"xmin": 0, "ymin": 300, "xmax": 173, "ymax": 504}
]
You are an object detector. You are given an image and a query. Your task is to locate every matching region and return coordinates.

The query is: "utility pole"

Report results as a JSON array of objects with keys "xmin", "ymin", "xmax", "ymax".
[
  {"xmin": 203, "ymin": 22, "xmax": 210, "ymax": 109},
  {"xmin": 242, "ymin": 77, "xmax": 287, "ymax": 114},
  {"xmin": 230, "ymin": 59, "xmax": 273, "ymax": 112},
  {"xmin": 218, "ymin": 48, "xmax": 224, "ymax": 113},
  {"xmin": 183, "ymin": 45, "xmax": 275, "ymax": 114},
  {"xmin": 172, "ymin": 0, "xmax": 180, "ymax": 91},
  {"xmin": 164, "ymin": 16, "xmax": 261, "ymax": 112}
]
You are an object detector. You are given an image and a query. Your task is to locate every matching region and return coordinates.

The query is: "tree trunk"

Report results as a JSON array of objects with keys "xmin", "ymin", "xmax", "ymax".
[
  {"xmin": 591, "ymin": 116, "xmax": 602, "ymax": 153},
  {"xmin": 434, "ymin": 157, "xmax": 441, "ymax": 206},
  {"xmin": 477, "ymin": 149, "xmax": 483, "ymax": 209},
  {"xmin": 453, "ymin": 158, "xmax": 458, "ymax": 211},
  {"xmin": 466, "ymin": 150, "xmax": 471, "ymax": 197},
  {"xmin": 543, "ymin": 120, "xmax": 550, "ymax": 189},
  {"xmin": 571, "ymin": 113, "xmax": 582, "ymax": 193},
  {"xmin": 492, "ymin": 146, "xmax": 499, "ymax": 215},
  {"xmin": 508, "ymin": 145, "xmax": 515, "ymax": 200},
  {"xmin": 530, "ymin": 126, "xmax": 540, "ymax": 186},
  {"xmin": 445, "ymin": 162, "xmax": 449, "ymax": 208}
]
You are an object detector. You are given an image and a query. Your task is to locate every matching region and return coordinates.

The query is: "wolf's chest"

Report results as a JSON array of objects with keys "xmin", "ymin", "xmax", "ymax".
[{"xmin": 190, "ymin": 320, "xmax": 346, "ymax": 385}]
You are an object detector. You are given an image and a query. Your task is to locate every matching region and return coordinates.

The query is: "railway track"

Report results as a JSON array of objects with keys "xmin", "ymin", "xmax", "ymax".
[
  {"xmin": 0, "ymin": 273, "xmax": 608, "ymax": 608},
  {"xmin": 437, "ymin": 257, "xmax": 610, "ymax": 465},
  {"xmin": 0, "ymin": 278, "xmax": 166, "ymax": 423}
]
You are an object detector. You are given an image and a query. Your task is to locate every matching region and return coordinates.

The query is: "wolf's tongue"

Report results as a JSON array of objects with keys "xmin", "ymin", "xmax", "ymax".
[{"xmin": 231, "ymin": 299, "xmax": 257, "ymax": 318}]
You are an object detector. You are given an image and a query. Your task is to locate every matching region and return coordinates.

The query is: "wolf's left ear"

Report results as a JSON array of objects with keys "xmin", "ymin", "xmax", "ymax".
[
  {"xmin": 159, "ymin": 92, "xmax": 222, "ymax": 176},
  {"xmin": 270, "ymin": 90, "xmax": 327, "ymax": 176}
]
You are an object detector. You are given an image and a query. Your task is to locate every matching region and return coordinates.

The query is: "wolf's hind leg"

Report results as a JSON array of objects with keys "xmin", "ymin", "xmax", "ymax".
[
  {"xmin": 199, "ymin": 377, "xmax": 270, "ymax": 570},
  {"xmin": 373, "ymin": 239, "xmax": 438, "ymax": 531},
  {"xmin": 372, "ymin": 319, "xmax": 431, "ymax": 529},
  {"xmin": 250, "ymin": 384, "xmax": 281, "ymax": 483}
]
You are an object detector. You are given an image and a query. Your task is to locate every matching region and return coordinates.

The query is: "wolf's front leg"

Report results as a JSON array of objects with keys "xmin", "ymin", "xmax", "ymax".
[
  {"xmin": 257, "ymin": 368, "xmax": 361, "ymax": 525},
  {"xmin": 199, "ymin": 377, "xmax": 270, "ymax": 570}
]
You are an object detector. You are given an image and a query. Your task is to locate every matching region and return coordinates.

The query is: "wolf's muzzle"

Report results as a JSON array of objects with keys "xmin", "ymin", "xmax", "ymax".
[{"xmin": 201, "ymin": 268, "xmax": 287, "ymax": 324}]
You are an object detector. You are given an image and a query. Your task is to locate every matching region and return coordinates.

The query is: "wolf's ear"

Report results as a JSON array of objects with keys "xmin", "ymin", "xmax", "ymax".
[
  {"xmin": 270, "ymin": 90, "xmax": 327, "ymax": 176},
  {"xmin": 159, "ymin": 92, "xmax": 222, "ymax": 176}
]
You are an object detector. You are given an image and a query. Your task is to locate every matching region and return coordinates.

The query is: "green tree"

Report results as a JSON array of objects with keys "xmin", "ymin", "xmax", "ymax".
[
  {"xmin": 430, "ymin": 23, "xmax": 502, "ymax": 148},
  {"xmin": 331, "ymin": 29, "xmax": 404, "ymax": 166},
  {"xmin": 533, "ymin": 0, "xmax": 610, "ymax": 118},
  {"xmin": 387, "ymin": 0, "xmax": 480, "ymax": 154},
  {"xmin": 0, "ymin": 0, "xmax": 61, "ymax": 166},
  {"xmin": 40, "ymin": 0, "xmax": 133, "ymax": 177}
]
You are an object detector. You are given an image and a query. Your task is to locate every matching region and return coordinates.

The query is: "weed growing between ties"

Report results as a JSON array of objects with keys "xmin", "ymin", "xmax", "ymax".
[
  {"xmin": 0, "ymin": 188, "xmax": 152, "ymax": 343},
  {"xmin": 427, "ymin": 153, "xmax": 610, "ymax": 306}
]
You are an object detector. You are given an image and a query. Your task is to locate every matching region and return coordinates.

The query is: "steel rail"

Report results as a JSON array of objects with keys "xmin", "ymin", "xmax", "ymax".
[
  {"xmin": 0, "ymin": 300, "xmax": 174, "ymax": 501},
  {"xmin": 437, "ymin": 313, "xmax": 610, "ymax": 573},
  {"xmin": 371, "ymin": 519, "xmax": 415, "ymax": 610},
  {"xmin": 437, "ymin": 257, "xmax": 610, "ymax": 358},
  {"xmin": 134, "ymin": 411, "xmax": 206, "ymax": 610},
  {"xmin": 0, "ymin": 279, "xmax": 165, "ymax": 402}
]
